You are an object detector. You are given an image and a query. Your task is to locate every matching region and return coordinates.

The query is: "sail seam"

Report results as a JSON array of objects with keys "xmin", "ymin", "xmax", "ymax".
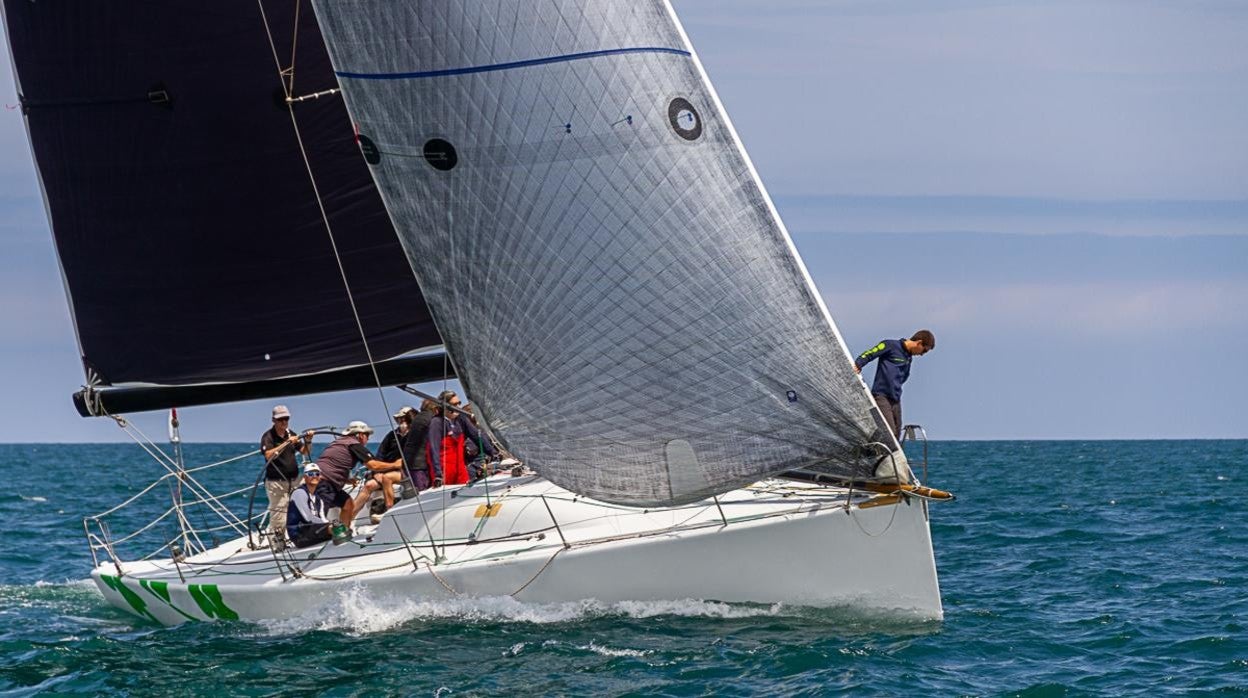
[{"xmin": 334, "ymin": 46, "xmax": 691, "ymax": 80}]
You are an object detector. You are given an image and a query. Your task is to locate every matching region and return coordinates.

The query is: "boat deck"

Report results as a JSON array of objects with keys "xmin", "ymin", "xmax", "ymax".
[{"xmin": 98, "ymin": 473, "xmax": 891, "ymax": 586}]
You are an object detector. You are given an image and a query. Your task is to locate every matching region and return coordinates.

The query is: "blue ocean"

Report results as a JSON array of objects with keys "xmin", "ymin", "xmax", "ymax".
[{"xmin": 0, "ymin": 441, "xmax": 1243, "ymax": 696}]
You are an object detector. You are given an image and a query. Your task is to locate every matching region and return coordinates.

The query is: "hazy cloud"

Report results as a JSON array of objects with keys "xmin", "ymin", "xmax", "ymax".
[
  {"xmin": 777, "ymin": 196, "xmax": 1248, "ymax": 237},
  {"xmin": 677, "ymin": 0, "xmax": 1248, "ymax": 199},
  {"xmin": 830, "ymin": 280, "xmax": 1247, "ymax": 336}
]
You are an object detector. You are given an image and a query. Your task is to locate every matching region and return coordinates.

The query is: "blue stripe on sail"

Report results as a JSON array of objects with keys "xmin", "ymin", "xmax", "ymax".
[{"xmin": 335, "ymin": 47, "xmax": 692, "ymax": 80}]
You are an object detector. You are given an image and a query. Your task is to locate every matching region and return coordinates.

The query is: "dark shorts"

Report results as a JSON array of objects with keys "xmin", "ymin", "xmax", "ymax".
[
  {"xmin": 315, "ymin": 479, "xmax": 351, "ymax": 509},
  {"xmin": 290, "ymin": 524, "xmax": 332, "ymax": 549}
]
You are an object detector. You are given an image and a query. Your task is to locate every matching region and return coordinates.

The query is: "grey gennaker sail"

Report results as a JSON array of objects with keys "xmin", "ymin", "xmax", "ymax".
[{"xmin": 312, "ymin": 1, "xmax": 903, "ymax": 506}]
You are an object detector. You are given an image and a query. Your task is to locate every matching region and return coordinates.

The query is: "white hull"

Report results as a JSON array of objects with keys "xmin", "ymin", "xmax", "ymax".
[{"xmin": 91, "ymin": 474, "xmax": 942, "ymax": 626}]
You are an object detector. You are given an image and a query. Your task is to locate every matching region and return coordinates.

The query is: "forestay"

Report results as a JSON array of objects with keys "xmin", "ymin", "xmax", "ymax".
[{"xmin": 312, "ymin": 0, "xmax": 904, "ymax": 506}]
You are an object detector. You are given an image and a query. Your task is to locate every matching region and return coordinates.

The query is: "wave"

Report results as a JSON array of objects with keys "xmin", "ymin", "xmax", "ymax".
[
  {"xmin": 31, "ymin": 578, "xmax": 96, "ymax": 589},
  {"xmin": 1, "ymin": 578, "xmax": 99, "ymax": 602},
  {"xmin": 258, "ymin": 586, "xmax": 790, "ymax": 636},
  {"xmin": 0, "ymin": 579, "xmax": 116, "ymax": 628},
  {"xmin": 508, "ymin": 640, "xmax": 652, "ymax": 658},
  {"xmin": 577, "ymin": 640, "xmax": 652, "ymax": 658}
]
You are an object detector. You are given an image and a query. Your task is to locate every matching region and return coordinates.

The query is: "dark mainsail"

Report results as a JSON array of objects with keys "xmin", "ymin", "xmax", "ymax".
[{"xmin": 2, "ymin": 1, "xmax": 443, "ymax": 413}]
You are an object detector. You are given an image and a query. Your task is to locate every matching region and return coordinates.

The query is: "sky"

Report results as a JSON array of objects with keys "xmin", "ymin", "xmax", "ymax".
[{"xmin": 0, "ymin": 0, "xmax": 1245, "ymax": 442}]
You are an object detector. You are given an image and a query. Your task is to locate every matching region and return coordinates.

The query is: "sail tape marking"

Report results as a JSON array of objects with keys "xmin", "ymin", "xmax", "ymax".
[{"xmin": 335, "ymin": 47, "xmax": 692, "ymax": 80}]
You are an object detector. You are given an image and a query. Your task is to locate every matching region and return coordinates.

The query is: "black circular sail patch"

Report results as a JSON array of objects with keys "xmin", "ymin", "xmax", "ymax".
[
  {"xmin": 357, "ymin": 135, "xmax": 381, "ymax": 165},
  {"xmin": 668, "ymin": 97, "xmax": 703, "ymax": 141},
  {"xmin": 423, "ymin": 138, "xmax": 458, "ymax": 171}
]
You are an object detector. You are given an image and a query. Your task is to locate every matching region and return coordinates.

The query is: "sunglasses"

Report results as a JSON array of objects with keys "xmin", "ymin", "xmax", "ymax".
[{"xmin": 305, "ymin": 472, "xmax": 321, "ymax": 478}]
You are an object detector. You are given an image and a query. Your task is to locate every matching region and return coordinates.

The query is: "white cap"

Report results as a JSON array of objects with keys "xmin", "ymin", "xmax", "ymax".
[
  {"xmin": 344, "ymin": 420, "xmax": 374, "ymax": 435},
  {"xmin": 272, "ymin": 405, "xmax": 291, "ymax": 420},
  {"xmin": 302, "ymin": 462, "xmax": 322, "ymax": 475},
  {"xmin": 393, "ymin": 406, "xmax": 416, "ymax": 420}
]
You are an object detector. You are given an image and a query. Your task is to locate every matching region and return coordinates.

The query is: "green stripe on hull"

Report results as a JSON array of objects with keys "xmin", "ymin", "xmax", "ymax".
[
  {"xmin": 98, "ymin": 574, "xmax": 158, "ymax": 623},
  {"xmin": 139, "ymin": 579, "xmax": 170, "ymax": 603},
  {"xmin": 188, "ymin": 584, "xmax": 240, "ymax": 620},
  {"xmin": 100, "ymin": 574, "xmax": 239, "ymax": 623},
  {"xmin": 138, "ymin": 579, "xmax": 197, "ymax": 622}
]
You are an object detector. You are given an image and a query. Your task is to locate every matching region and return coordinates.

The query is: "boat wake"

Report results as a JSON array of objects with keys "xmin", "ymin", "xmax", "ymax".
[{"xmin": 258, "ymin": 585, "xmax": 789, "ymax": 636}]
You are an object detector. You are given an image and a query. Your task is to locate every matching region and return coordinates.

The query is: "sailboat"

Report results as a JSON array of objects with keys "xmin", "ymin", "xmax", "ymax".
[{"xmin": 3, "ymin": 1, "xmax": 951, "ymax": 625}]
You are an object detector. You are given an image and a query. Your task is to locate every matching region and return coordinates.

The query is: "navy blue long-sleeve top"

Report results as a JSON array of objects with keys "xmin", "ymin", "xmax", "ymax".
[{"xmin": 854, "ymin": 338, "xmax": 912, "ymax": 402}]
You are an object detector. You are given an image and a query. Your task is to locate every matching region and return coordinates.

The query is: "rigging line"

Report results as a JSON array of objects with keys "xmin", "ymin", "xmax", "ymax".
[
  {"xmin": 110, "ymin": 417, "xmax": 247, "ymax": 533},
  {"xmin": 509, "ymin": 547, "xmax": 564, "ymax": 598},
  {"xmin": 425, "ymin": 560, "xmax": 462, "ymax": 596},
  {"xmin": 300, "ymin": 560, "xmax": 414, "ymax": 582},
  {"xmin": 256, "ymin": 2, "xmax": 289, "ymax": 100},
  {"xmin": 288, "ymin": 0, "xmax": 302, "ymax": 96},
  {"xmin": 849, "ymin": 495, "xmax": 902, "ymax": 538},
  {"xmin": 442, "ymin": 327, "xmax": 451, "ymax": 395},
  {"xmin": 255, "ymin": 2, "xmax": 384, "ymax": 384},
  {"xmin": 104, "ymin": 504, "xmax": 180, "ymax": 547},
  {"xmin": 182, "ymin": 498, "xmax": 210, "ymax": 555},
  {"xmin": 253, "ymin": 1, "xmax": 444, "ymax": 554}
]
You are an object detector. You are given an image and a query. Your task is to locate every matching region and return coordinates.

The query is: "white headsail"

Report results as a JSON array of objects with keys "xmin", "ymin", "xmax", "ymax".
[{"xmin": 312, "ymin": 0, "xmax": 905, "ymax": 506}]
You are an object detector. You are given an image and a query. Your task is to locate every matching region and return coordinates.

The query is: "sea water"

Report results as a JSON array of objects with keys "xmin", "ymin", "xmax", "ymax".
[{"xmin": 0, "ymin": 441, "xmax": 1243, "ymax": 696}]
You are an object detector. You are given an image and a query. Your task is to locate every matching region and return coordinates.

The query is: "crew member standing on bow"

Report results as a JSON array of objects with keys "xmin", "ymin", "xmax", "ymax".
[
  {"xmin": 854, "ymin": 330, "xmax": 936, "ymax": 439},
  {"xmin": 427, "ymin": 390, "xmax": 496, "ymax": 487}
]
